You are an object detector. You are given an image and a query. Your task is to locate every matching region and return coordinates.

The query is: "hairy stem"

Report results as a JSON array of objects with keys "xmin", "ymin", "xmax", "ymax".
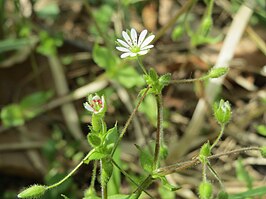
[
  {"xmin": 211, "ymin": 124, "xmax": 225, "ymax": 150},
  {"xmin": 111, "ymin": 86, "xmax": 150, "ymax": 157},
  {"xmin": 154, "ymin": 146, "xmax": 260, "ymax": 176},
  {"xmin": 153, "ymin": 94, "xmax": 163, "ymax": 170},
  {"xmin": 90, "ymin": 160, "xmax": 98, "ymax": 189},
  {"xmin": 111, "ymin": 159, "xmax": 153, "ymax": 198},
  {"xmin": 47, "ymin": 151, "xmax": 92, "ymax": 189},
  {"xmin": 137, "ymin": 56, "xmax": 147, "ymax": 75},
  {"xmin": 100, "ymin": 159, "xmax": 107, "ymax": 199},
  {"xmin": 134, "ymin": 175, "xmax": 153, "ymax": 198}
]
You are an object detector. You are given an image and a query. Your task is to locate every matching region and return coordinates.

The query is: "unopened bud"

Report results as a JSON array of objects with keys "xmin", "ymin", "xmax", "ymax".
[
  {"xmin": 18, "ymin": 184, "xmax": 46, "ymax": 199},
  {"xmin": 208, "ymin": 67, "xmax": 228, "ymax": 78},
  {"xmin": 199, "ymin": 182, "xmax": 213, "ymax": 199},
  {"xmin": 213, "ymin": 99, "xmax": 231, "ymax": 125},
  {"xmin": 218, "ymin": 191, "xmax": 229, "ymax": 199}
]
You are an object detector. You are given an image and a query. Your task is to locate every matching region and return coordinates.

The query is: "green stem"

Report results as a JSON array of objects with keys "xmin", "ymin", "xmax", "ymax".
[
  {"xmin": 90, "ymin": 160, "xmax": 98, "ymax": 189},
  {"xmin": 47, "ymin": 151, "xmax": 92, "ymax": 189},
  {"xmin": 111, "ymin": 86, "xmax": 150, "ymax": 157},
  {"xmin": 202, "ymin": 162, "xmax": 207, "ymax": 182},
  {"xmin": 170, "ymin": 76, "xmax": 207, "ymax": 84},
  {"xmin": 134, "ymin": 175, "xmax": 153, "ymax": 198},
  {"xmin": 154, "ymin": 147, "xmax": 260, "ymax": 176},
  {"xmin": 210, "ymin": 124, "xmax": 225, "ymax": 150},
  {"xmin": 100, "ymin": 159, "xmax": 108, "ymax": 199},
  {"xmin": 207, "ymin": 162, "xmax": 224, "ymax": 189},
  {"xmin": 153, "ymin": 0, "xmax": 196, "ymax": 43},
  {"xmin": 153, "ymin": 94, "xmax": 163, "ymax": 170},
  {"xmin": 111, "ymin": 159, "xmax": 153, "ymax": 198},
  {"xmin": 137, "ymin": 56, "xmax": 147, "ymax": 75}
]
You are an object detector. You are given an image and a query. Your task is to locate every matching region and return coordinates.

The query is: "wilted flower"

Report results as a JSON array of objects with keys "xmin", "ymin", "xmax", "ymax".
[
  {"xmin": 84, "ymin": 94, "xmax": 105, "ymax": 114},
  {"xmin": 116, "ymin": 28, "xmax": 155, "ymax": 58}
]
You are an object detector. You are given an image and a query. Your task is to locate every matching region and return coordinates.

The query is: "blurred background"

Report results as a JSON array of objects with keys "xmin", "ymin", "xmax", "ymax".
[{"xmin": 0, "ymin": 0, "xmax": 265, "ymax": 198}]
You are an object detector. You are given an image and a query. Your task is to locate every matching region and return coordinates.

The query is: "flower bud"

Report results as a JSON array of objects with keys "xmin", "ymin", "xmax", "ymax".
[
  {"xmin": 201, "ymin": 17, "xmax": 213, "ymax": 36},
  {"xmin": 260, "ymin": 146, "xmax": 266, "ymax": 158},
  {"xmin": 84, "ymin": 94, "xmax": 106, "ymax": 115},
  {"xmin": 217, "ymin": 191, "xmax": 229, "ymax": 199},
  {"xmin": 213, "ymin": 99, "xmax": 231, "ymax": 125},
  {"xmin": 208, "ymin": 67, "xmax": 228, "ymax": 78},
  {"xmin": 199, "ymin": 142, "xmax": 211, "ymax": 163},
  {"xmin": 199, "ymin": 182, "xmax": 213, "ymax": 199},
  {"xmin": 18, "ymin": 184, "xmax": 46, "ymax": 199}
]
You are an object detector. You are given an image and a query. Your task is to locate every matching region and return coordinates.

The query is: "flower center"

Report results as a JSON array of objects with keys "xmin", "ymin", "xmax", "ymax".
[
  {"xmin": 130, "ymin": 46, "xmax": 140, "ymax": 53},
  {"xmin": 91, "ymin": 99, "xmax": 103, "ymax": 111}
]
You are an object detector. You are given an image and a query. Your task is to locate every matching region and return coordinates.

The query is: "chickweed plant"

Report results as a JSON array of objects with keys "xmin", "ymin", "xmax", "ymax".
[{"xmin": 18, "ymin": 28, "xmax": 266, "ymax": 199}]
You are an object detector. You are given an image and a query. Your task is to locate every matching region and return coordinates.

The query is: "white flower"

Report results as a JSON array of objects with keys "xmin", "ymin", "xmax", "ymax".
[
  {"xmin": 84, "ymin": 94, "xmax": 105, "ymax": 114},
  {"xmin": 116, "ymin": 28, "xmax": 155, "ymax": 58}
]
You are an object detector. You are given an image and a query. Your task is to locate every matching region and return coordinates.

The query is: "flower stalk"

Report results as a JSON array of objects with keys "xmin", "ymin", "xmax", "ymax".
[{"xmin": 153, "ymin": 94, "xmax": 163, "ymax": 170}]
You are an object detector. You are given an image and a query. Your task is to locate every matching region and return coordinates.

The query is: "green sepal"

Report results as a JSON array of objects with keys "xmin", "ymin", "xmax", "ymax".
[
  {"xmin": 199, "ymin": 142, "xmax": 211, "ymax": 163},
  {"xmin": 91, "ymin": 114, "xmax": 102, "ymax": 132},
  {"xmin": 135, "ymin": 144, "xmax": 153, "ymax": 173},
  {"xmin": 159, "ymin": 176, "xmax": 181, "ymax": 191},
  {"xmin": 200, "ymin": 142, "xmax": 211, "ymax": 157}
]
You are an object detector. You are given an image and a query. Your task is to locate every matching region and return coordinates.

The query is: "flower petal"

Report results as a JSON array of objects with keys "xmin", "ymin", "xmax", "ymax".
[
  {"xmin": 122, "ymin": 31, "xmax": 133, "ymax": 47},
  {"xmin": 140, "ymin": 44, "xmax": 154, "ymax": 50},
  {"xmin": 129, "ymin": 52, "xmax": 137, "ymax": 57},
  {"xmin": 138, "ymin": 29, "xmax": 148, "ymax": 46},
  {"xmin": 117, "ymin": 39, "xmax": 130, "ymax": 48},
  {"xmin": 137, "ymin": 50, "xmax": 149, "ymax": 55},
  {"xmin": 84, "ymin": 102, "xmax": 94, "ymax": 112},
  {"xmin": 140, "ymin": 34, "xmax": 155, "ymax": 48},
  {"xmin": 121, "ymin": 52, "xmax": 132, "ymax": 58},
  {"xmin": 116, "ymin": 46, "xmax": 131, "ymax": 52},
  {"xmin": 131, "ymin": 28, "xmax": 138, "ymax": 46}
]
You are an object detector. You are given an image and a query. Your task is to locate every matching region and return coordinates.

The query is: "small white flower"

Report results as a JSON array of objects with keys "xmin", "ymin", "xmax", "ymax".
[
  {"xmin": 84, "ymin": 94, "xmax": 105, "ymax": 114},
  {"xmin": 116, "ymin": 28, "xmax": 155, "ymax": 58}
]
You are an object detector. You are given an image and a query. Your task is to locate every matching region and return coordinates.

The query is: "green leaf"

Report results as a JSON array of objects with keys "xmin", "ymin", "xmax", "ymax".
[
  {"xmin": 159, "ymin": 73, "xmax": 171, "ymax": 87},
  {"xmin": 149, "ymin": 68, "xmax": 159, "ymax": 81},
  {"xmin": 87, "ymin": 133, "xmax": 102, "ymax": 147},
  {"xmin": 108, "ymin": 146, "xmax": 121, "ymax": 195},
  {"xmin": 20, "ymin": 91, "xmax": 53, "ymax": 119},
  {"xmin": 135, "ymin": 144, "xmax": 153, "ymax": 173},
  {"xmin": 117, "ymin": 67, "xmax": 145, "ymax": 88},
  {"xmin": 92, "ymin": 44, "xmax": 118, "ymax": 70},
  {"xmin": 256, "ymin": 125, "xmax": 266, "ymax": 136},
  {"xmin": 101, "ymin": 158, "xmax": 113, "ymax": 185},
  {"xmin": 236, "ymin": 158, "xmax": 253, "ymax": 189},
  {"xmin": 171, "ymin": 26, "xmax": 185, "ymax": 41},
  {"xmin": 228, "ymin": 186, "xmax": 266, "ymax": 199},
  {"xmin": 89, "ymin": 150, "xmax": 108, "ymax": 161},
  {"xmin": 159, "ymin": 176, "xmax": 181, "ymax": 191},
  {"xmin": 0, "ymin": 38, "xmax": 37, "ymax": 53},
  {"xmin": 35, "ymin": 2, "xmax": 60, "ymax": 19},
  {"xmin": 61, "ymin": 194, "xmax": 70, "ymax": 199},
  {"xmin": 103, "ymin": 124, "xmax": 119, "ymax": 153},
  {"xmin": 109, "ymin": 194, "xmax": 132, "ymax": 199},
  {"xmin": 1, "ymin": 104, "xmax": 24, "ymax": 127}
]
